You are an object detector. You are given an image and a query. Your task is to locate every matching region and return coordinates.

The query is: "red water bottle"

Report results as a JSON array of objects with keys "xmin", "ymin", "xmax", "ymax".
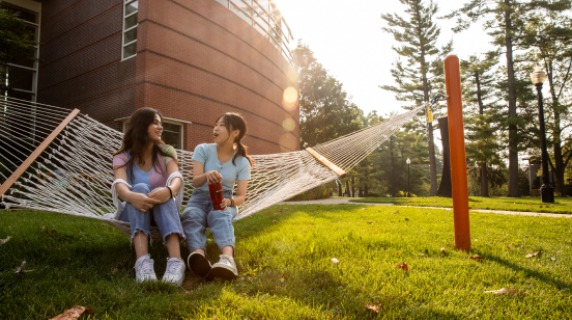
[{"xmin": 208, "ymin": 182, "xmax": 224, "ymax": 210}]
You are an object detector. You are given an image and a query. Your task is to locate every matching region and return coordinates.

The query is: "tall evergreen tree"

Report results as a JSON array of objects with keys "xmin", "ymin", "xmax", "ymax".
[
  {"xmin": 381, "ymin": 0, "xmax": 452, "ymax": 196},
  {"xmin": 447, "ymin": 0, "xmax": 531, "ymax": 197},
  {"xmin": 521, "ymin": 1, "xmax": 572, "ymax": 196},
  {"xmin": 461, "ymin": 55, "xmax": 504, "ymax": 196}
]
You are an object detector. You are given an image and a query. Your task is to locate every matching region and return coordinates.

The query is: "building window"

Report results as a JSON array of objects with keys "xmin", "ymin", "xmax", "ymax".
[
  {"xmin": 162, "ymin": 122, "xmax": 183, "ymax": 149},
  {"xmin": 0, "ymin": 1, "xmax": 40, "ymax": 102},
  {"xmin": 122, "ymin": 0, "xmax": 138, "ymax": 60}
]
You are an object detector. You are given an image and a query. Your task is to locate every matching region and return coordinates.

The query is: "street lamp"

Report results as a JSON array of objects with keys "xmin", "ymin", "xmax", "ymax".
[
  {"xmin": 530, "ymin": 66, "xmax": 554, "ymax": 203},
  {"xmin": 406, "ymin": 158, "xmax": 411, "ymax": 197}
]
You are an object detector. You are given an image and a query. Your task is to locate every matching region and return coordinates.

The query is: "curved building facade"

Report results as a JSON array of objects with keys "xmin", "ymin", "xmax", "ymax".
[{"xmin": 4, "ymin": 0, "xmax": 299, "ymax": 153}]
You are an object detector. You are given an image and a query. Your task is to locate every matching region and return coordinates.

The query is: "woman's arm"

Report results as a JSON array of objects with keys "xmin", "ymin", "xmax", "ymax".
[
  {"xmin": 147, "ymin": 159, "xmax": 182, "ymax": 203},
  {"xmin": 191, "ymin": 161, "xmax": 222, "ymax": 187},
  {"xmin": 113, "ymin": 166, "xmax": 160, "ymax": 211},
  {"xmin": 221, "ymin": 180, "xmax": 248, "ymax": 208}
]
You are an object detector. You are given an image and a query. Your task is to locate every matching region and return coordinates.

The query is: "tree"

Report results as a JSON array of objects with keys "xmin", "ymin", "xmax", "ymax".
[
  {"xmin": 461, "ymin": 55, "xmax": 504, "ymax": 196},
  {"xmin": 292, "ymin": 43, "xmax": 365, "ymax": 196},
  {"xmin": 381, "ymin": 0, "xmax": 452, "ymax": 196},
  {"xmin": 447, "ymin": 0, "xmax": 535, "ymax": 197},
  {"xmin": 520, "ymin": 1, "xmax": 572, "ymax": 196},
  {"xmin": 292, "ymin": 44, "xmax": 364, "ymax": 148}
]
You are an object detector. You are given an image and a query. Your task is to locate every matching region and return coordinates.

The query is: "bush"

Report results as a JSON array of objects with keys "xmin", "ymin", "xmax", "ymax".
[{"xmin": 288, "ymin": 184, "xmax": 332, "ymax": 201}]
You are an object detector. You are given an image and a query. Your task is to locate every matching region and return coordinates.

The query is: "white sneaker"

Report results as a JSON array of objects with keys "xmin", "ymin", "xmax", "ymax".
[
  {"xmin": 134, "ymin": 255, "xmax": 157, "ymax": 283},
  {"xmin": 206, "ymin": 255, "xmax": 238, "ymax": 281},
  {"xmin": 162, "ymin": 257, "xmax": 186, "ymax": 286}
]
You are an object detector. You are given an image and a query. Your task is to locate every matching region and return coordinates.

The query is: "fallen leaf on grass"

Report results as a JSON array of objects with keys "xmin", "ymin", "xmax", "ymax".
[
  {"xmin": 484, "ymin": 287, "xmax": 526, "ymax": 296},
  {"xmin": 49, "ymin": 305, "xmax": 91, "ymax": 320},
  {"xmin": 365, "ymin": 304, "xmax": 381, "ymax": 313},
  {"xmin": 470, "ymin": 255, "xmax": 484, "ymax": 260},
  {"xmin": 0, "ymin": 236, "xmax": 12, "ymax": 245},
  {"xmin": 396, "ymin": 262, "xmax": 409, "ymax": 271},
  {"xmin": 14, "ymin": 260, "xmax": 34, "ymax": 274},
  {"xmin": 525, "ymin": 251, "xmax": 540, "ymax": 258},
  {"xmin": 485, "ymin": 287, "xmax": 514, "ymax": 295}
]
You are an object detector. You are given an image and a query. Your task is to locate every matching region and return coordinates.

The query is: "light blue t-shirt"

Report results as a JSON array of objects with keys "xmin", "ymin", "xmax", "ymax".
[{"xmin": 192, "ymin": 143, "xmax": 251, "ymax": 192}]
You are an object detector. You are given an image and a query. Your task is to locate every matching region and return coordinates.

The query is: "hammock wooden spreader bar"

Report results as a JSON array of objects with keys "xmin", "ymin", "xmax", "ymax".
[
  {"xmin": 0, "ymin": 108, "xmax": 80, "ymax": 196},
  {"xmin": 305, "ymin": 147, "xmax": 347, "ymax": 178}
]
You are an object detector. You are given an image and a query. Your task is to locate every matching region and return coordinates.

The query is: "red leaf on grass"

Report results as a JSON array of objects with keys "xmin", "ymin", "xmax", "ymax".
[{"xmin": 396, "ymin": 262, "xmax": 409, "ymax": 271}]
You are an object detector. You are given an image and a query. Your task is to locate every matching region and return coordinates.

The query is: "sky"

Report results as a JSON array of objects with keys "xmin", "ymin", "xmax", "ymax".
[{"xmin": 272, "ymin": 0, "xmax": 489, "ymax": 117}]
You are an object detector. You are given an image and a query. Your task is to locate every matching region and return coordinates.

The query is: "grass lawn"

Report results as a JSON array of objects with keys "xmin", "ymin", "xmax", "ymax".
[
  {"xmin": 351, "ymin": 196, "xmax": 572, "ymax": 215},
  {"xmin": 0, "ymin": 201, "xmax": 571, "ymax": 319}
]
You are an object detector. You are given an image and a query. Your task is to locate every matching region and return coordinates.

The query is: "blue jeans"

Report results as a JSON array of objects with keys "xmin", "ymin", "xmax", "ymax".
[
  {"xmin": 118, "ymin": 183, "xmax": 185, "ymax": 243},
  {"xmin": 181, "ymin": 189, "xmax": 237, "ymax": 252}
]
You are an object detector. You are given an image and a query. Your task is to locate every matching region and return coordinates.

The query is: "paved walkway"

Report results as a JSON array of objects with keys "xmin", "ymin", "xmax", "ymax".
[{"xmin": 281, "ymin": 198, "xmax": 572, "ymax": 218}]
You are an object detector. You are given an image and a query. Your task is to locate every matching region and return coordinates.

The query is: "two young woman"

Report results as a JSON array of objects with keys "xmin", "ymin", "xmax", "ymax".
[{"xmin": 112, "ymin": 108, "xmax": 251, "ymax": 285}]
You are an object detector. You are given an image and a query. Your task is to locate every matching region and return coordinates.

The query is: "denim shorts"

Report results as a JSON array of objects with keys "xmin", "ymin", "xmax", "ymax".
[
  {"xmin": 118, "ymin": 183, "xmax": 185, "ymax": 243},
  {"xmin": 181, "ymin": 189, "xmax": 237, "ymax": 252}
]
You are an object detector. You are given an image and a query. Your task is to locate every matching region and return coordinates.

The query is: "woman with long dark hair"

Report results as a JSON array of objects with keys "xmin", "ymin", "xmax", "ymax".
[
  {"xmin": 112, "ymin": 107, "xmax": 186, "ymax": 286},
  {"xmin": 182, "ymin": 112, "xmax": 253, "ymax": 280}
]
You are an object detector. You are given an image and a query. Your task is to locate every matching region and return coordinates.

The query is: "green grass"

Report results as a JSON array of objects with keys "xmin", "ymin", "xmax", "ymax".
[
  {"xmin": 1, "ymin": 203, "xmax": 571, "ymax": 319},
  {"xmin": 351, "ymin": 196, "xmax": 572, "ymax": 214}
]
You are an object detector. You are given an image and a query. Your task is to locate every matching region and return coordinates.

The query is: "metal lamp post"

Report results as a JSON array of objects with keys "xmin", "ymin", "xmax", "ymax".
[
  {"xmin": 530, "ymin": 67, "xmax": 554, "ymax": 203},
  {"xmin": 406, "ymin": 158, "xmax": 411, "ymax": 197}
]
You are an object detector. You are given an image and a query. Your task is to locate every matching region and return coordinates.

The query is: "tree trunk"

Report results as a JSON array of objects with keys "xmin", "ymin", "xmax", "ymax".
[
  {"xmin": 427, "ymin": 122, "xmax": 438, "ymax": 195},
  {"xmin": 480, "ymin": 163, "xmax": 489, "ymax": 197},
  {"xmin": 437, "ymin": 117, "xmax": 452, "ymax": 197},
  {"xmin": 504, "ymin": 1, "xmax": 519, "ymax": 197}
]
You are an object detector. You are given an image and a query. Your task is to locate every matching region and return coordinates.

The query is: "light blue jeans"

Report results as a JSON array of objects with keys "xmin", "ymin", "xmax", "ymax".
[
  {"xmin": 181, "ymin": 189, "xmax": 237, "ymax": 252},
  {"xmin": 118, "ymin": 183, "xmax": 185, "ymax": 243}
]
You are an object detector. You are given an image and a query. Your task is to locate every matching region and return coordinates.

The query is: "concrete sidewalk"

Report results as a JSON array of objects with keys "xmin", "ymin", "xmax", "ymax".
[{"xmin": 281, "ymin": 198, "xmax": 572, "ymax": 218}]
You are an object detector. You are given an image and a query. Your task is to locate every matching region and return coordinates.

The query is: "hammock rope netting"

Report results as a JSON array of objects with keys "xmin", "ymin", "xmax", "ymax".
[{"xmin": 0, "ymin": 97, "xmax": 421, "ymax": 222}]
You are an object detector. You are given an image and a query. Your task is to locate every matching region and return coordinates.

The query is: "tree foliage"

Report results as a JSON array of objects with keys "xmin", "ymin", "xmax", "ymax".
[
  {"xmin": 292, "ymin": 44, "xmax": 364, "ymax": 148},
  {"xmin": 381, "ymin": 0, "xmax": 452, "ymax": 196}
]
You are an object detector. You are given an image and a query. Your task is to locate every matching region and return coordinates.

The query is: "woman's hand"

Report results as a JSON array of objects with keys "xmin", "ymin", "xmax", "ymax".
[
  {"xmin": 129, "ymin": 192, "xmax": 161, "ymax": 212},
  {"xmin": 147, "ymin": 187, "xmax": 171, "ymax": 203},
  {"xmin": 205, "ymin": 170, "xmax": 222, "ymax": 184},
  {"xmin": 219, "ymin": 198, "xmax": 233, "ymax": 209}
]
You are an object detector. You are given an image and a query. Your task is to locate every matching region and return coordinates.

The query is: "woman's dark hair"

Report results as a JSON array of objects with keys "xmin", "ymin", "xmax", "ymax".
[
  {"xmin": 217, "ymin": 112, "xmax": 253, "ymax": 166},
  {"xmin": 113, "ymin": 107, "xmax": 175, "ymax": 175}
]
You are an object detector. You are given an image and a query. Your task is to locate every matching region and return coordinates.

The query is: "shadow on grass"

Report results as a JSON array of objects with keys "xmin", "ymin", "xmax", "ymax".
[{"xmin": 475, "ymin": 250, "xmax": 572, "ymax": 292}]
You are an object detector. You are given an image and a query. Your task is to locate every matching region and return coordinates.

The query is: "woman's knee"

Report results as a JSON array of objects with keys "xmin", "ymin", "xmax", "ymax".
[
  {"xmin": 181, "ymin": 207, "xmax": 207, "ymax": 223},
  {"xmin": 131, "ymin": 183, "xmax": 151, "ymax": 193}
]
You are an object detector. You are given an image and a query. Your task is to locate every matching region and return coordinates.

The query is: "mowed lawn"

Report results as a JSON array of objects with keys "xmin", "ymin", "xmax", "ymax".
[{"xmin": 0, "ymin": 199, "xmax": 571, "ymax": 319}]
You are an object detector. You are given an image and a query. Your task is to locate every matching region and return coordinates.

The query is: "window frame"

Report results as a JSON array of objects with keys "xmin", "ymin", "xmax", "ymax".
[{"xmin": 121, "ymin": 0, "xmax": 139, "ymax": 61}]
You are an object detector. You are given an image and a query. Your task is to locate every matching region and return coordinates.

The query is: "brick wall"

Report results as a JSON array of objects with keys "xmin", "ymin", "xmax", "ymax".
[{"xmin": 37, "ymin": 0, "xmax": 299, "ymax": 154}]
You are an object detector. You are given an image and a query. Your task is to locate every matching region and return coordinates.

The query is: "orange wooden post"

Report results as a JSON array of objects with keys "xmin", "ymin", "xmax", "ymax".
[{"xmin": 444, "ymin": 55, "xmax": 470, "ymax": 251}]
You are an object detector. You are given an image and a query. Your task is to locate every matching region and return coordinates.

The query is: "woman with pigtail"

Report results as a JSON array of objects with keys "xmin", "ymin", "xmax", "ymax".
[{"xmin": 181, "ymin": 112, "xmax": 252, "ymax": 281}]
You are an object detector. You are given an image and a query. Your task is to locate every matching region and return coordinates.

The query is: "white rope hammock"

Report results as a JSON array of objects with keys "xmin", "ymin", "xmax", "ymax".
[{"xmin": 0, "ymin": 97, "xmax": 421, "ymax": 222}]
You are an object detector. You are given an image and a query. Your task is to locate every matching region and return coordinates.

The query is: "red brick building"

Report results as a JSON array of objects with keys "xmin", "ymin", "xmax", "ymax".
[{"xmin": 2, "ymin": 0, "xmax": 299, "ymax": 153}]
